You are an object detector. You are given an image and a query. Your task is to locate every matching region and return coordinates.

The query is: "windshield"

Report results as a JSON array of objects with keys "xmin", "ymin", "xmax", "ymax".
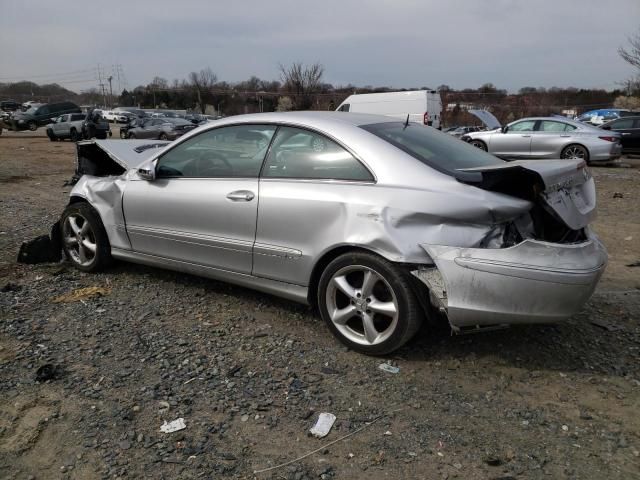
[
  {"xmin": 24, "ymin": 107, "xmax": 39, "ymax": 115},
  {"xmin": 361, "ymin": 122, "xmax": 504, "ymax": 175}
]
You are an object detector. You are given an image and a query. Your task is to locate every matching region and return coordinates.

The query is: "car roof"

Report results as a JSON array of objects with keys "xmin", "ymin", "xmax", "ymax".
[{"xmin": 209, "ymin": 111, "xmax": 404, "ymax": 129}]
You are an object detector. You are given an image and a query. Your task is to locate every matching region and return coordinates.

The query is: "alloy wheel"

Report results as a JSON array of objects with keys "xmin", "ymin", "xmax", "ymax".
[
  {"xmin": 325, "ymin": 265, "xmax": 399, "ymax": 346},
  {"xmin": 562, "ymin": 145, "xmax": 587, "ymax": 159},
  {"xmin": 62, "ymin": 213, "xmax": 97, "ymax": 267}
]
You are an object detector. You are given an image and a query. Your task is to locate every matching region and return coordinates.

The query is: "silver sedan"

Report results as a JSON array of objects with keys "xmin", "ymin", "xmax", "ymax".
[
  {"xmin": 61, "ymin": 112, "xmax": 607, "ymax": 354},
  {"xmin": 462, "ymin": 117, "xmax": 621, "ymax": 163}
]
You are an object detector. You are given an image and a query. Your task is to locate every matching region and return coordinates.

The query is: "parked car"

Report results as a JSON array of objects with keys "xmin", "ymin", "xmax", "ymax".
[
  {"xmin": 46, "ymin": 113, "xmax": 87, "ymax": 141},
  {"xmin": 6, "ymin": 101, "xmax": 81, "ymax": 131},
  {"xmin": 81, "ymin": 109, "xmax": 111, "ymax": 140},
  {"xmin": 337, "ymin": 90, "xmax": 443, "ymax": 129},
  {"xmin": 102, "ymin": 110, "xmax": 129, "ymax": 123},
  {"xmin": 119, "ymin": 117, "xmax": 145, "ymax": 139},
  {"xmin": 600, "ymin": 116, "xmax": 640, "ymax": 154},
  {"xmin": 127, "ymin": 118, "xmax": 196, "ymax": 140},
  {"xmin": 61, "ymin": 112, "xmax": 606, "ymax": 355},
  {"xmin": 577, "ymin": 109, "xmax": 632, "ymax": 126},
  {"xmin": 448, "ymin": 126, "xmax": 483, "ymax": 138},
  {"xmin": 21, "ymin": 100, "xmax": 41, "ymax": 111},
  {"xmin": 1, "ymin": 100, "xmax": 21, "ymax": 112},
  {"xmin": 462, "ymin": 117, "xmax": 621, "ymax": 163}
]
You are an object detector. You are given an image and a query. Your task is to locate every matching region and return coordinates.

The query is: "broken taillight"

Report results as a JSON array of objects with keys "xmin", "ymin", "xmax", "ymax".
[{"xmin": 598, "ymin": 136, "xmax": 618, "ymax": 142}]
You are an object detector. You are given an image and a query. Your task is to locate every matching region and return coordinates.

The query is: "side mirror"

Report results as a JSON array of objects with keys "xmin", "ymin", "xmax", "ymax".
[
  {"xmin": 137, "ymin": 160, "xmax": 156, "ymax": 181},
  {"xmin": 501, "ymin": 126, "xmax": 509, "ymax": 133}
]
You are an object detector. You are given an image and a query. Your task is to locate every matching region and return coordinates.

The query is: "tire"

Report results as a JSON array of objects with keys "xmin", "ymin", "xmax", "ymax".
[
  {"xmin": 27, "ymin": 121, "xmax": 37, "ymax": 131},
  {"xmin": 47, "ymin": 129, "xmax": 56, "ymax": 141},
  {"xmin": 317, "ymin": 251, "xmax": 423, "ymax": 355},
  {"xmin": 128, "ymin": 132, "xmax": 136, "ymax": 139},
  {"xmin": 120, "ymin": 130, "xmax": 126, "ymax": 139},
  {"xmin": 469, "ymin": 139, "xmax": 488, "ymax": 151},
  {"xmin": 70, "ymin": 129, "xmax": 79, "ymax": 142},
  {"xmin": 561, "ymin": 144, "xmax": 589, "ymax": 162},
  {"xmin": 60, "ymin": 202, "xmax": 112, "ymax": 272},
  {"xmin": 159, "ymin": 133, "xmax": 168, "ymax": 140}
]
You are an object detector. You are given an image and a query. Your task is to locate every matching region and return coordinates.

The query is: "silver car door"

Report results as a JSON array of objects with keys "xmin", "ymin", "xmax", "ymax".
[
  {"xmin": 52, "ymin": 115, "xmax": 66, "ymax": 135},
  {"xmin": 254, "ymin": 126, "xmax": 375, "ymax": 285},
  {"xmin": 123, "ymin": 124, "xmax": 276, "ymax": 274},
  {"xmin": 530, "ymin": 120, "xmax": 577, "ymax": 158},
  {"xmin": 488, "ymin": 119, "xmax": 536, "ymax": 158}
]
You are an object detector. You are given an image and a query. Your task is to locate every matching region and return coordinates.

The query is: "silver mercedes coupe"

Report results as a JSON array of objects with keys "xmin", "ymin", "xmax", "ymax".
[{"xmin": 62, "ymin": 112, "xmax": 607, "ymax": 354}]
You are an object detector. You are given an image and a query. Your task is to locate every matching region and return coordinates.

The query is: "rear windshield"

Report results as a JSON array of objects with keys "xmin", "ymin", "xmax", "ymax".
[{"xmin": 360, "ymin": 122, "xmax": 504, "ymax": 175}]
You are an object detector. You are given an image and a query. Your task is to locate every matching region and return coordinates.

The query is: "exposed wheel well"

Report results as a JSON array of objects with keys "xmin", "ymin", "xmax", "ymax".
[{"xmin": 68, "ymin": 196, "xmax": 87, "ymax": 205}]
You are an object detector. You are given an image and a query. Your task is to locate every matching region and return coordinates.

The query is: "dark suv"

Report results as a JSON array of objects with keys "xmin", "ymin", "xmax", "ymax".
[
  {"xmin": 1, "ymin": 100, "xmax": 21, "ymax": 112},
  {"xmin": 6, "ymin": 101, "xmax": 81, "ymax": 131}
]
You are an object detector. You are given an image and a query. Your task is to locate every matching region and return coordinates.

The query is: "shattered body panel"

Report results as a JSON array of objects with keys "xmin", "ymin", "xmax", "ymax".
[{"xmin": 67, "ymin": 115, "xmax": 607, "ymax": 330}]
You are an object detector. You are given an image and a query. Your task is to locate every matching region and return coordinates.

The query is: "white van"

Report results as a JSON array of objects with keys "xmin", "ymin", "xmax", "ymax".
[{"xmin": 336, "ymin": 90, "xmax": 443, "ymax": 129}]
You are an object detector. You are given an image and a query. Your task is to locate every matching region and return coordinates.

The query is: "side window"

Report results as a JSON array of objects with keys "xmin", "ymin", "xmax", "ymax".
[
  {"xmin": 338, "ymin": 104, "xmax": 350, "ymax": 112},
  {"xmin": 539, "ymin": 121, "xmax": 574, "ymax": 132},
  {"xmin": 634, "ymin": 119, "xmax": 640, "ymax": 129},
  {"xmin": 611, "ymin": 118, "xmax": 634, "ymax": 129},
  {"xmin": 156, "ymin": 124, "xmax": 276, "ymax": 179},
  {"xmin": 262, "ymin": 127, "xmax": 373, "ymax": 181},
  {"xmin": 508, "ymin": 120, "xmax": 536, "ymax": 132},
  {"xmin": 37, "ymin": 106, "xmax": 50, "ymax": 115}
]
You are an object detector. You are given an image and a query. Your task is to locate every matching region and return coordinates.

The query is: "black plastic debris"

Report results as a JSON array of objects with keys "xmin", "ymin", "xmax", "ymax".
[
  {"xmin": 17, "ymin": 222, "xmax": 63, "ymax": 264},
  {"xmin": 626, "ymin": 260, "xmax": 640, "ymax": 268},
  {"xmin": 35, "ymin": 364, "xmax": 58, "ymax": 382}
]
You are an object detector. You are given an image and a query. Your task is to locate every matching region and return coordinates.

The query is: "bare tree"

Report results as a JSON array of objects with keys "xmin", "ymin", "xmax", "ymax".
[
  {"xmin": 188, "ymin": 68, "xmax": 218, "ymax": 113},
  {"xmin": 279, "ymin": 62, "xmax": 324, "ymax": 109},
  {"xmin": 619, "ymin": 27, "xmax": 640, "ymax": 70}
]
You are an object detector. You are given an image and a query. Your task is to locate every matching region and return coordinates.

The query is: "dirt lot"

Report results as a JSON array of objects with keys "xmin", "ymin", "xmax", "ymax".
[{"xmin": 0, "ymin": 128, "xmax": 639, "ymax": 480}]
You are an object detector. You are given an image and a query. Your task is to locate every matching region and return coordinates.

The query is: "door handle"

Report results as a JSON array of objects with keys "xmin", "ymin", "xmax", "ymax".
[
  {"xmin": 226, "ymin": 190, "xmax": 255, "ymax": 201},
  {"xmin": 521, "ymin": 135, "xmax": 531, "ymax": 137},
  {"xmin": 560, "ymin": 134, "xmax": 571, "ymax": 137}
]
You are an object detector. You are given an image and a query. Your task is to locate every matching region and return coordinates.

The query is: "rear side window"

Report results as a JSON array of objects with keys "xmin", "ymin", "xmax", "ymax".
[
  {"xmin": 539, "ymin": 121, "xmax": 576, "ymax": 132},
  {"xmin": 361, "ymin": 122, "xmax": 504, "ymax": 175},
  {"xmin": 262, "ymin": 126, "xmax": 373, "ymax": 181},
  {"xmin": 71, "ymin": 114, "xmax": 85, "ymax": 121}
]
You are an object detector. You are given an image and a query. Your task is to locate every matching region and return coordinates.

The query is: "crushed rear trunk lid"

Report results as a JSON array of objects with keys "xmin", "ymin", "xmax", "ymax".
[
  {"xmin": 457, "ymin": 159, "xmax": 596, "ymax": 231},
  {"xmin": 76, "ymin": 139, "xmax": 170, "ymax": 177}
]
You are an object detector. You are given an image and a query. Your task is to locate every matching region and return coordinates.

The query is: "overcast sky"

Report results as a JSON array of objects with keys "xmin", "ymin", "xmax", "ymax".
[{"xmin": 1, "ymin": 0, "xmax": 638, "ymax": 94}]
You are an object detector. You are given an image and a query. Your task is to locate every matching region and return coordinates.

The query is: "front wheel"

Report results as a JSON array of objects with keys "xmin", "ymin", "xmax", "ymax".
[
  {"xmin": 70, "ymin": 129, "xmax": 79, "ymax": 142},
  {"xmin": 27, "ymin": 121, "xmax": 37, "ymax": 131},
  {"xmin": 317, "ymin": 252, "xmax": 423, "ymax": 355},
  {"xmin": 159, "ymin": 133, "xmax": 168, "ymax": 140},
  {"xmin": 60, "ymin": 203, "xmax": 112, "ymax": 272},
  {"xmin": 120, "ymin": 130, "xmax": 127, "ymax": 139}
]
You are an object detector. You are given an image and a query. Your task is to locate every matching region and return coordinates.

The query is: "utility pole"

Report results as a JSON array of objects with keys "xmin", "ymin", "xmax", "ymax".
[{"xmin": 108, "ymin": 76, "xmax": 113, "ymax": 108}]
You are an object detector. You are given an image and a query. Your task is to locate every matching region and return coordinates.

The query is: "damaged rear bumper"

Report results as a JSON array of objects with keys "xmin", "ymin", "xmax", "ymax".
[{"xmin": 412, "ymin": 230, "xmax": 607, "ymax": 329}]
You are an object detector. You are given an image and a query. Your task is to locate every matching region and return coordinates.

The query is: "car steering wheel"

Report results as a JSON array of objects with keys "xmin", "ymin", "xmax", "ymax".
[{"xmin": 193, "ymin": 151, "xmax": 232, "ymax": 176}]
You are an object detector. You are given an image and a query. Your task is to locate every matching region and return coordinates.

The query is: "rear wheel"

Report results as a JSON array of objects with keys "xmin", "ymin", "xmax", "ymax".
[
  {"xmin": 470, "ymin": 139, "xmax": 488, "ymax": 151},
  {"xmin": 27, "ymin": 121, "xmax": 37, "ymax": 131},
  {"xmin": 317, "ymin": 252, "xmax": 422, "ymax": 355},
  {"xmin": 128, "ymin": 132, "xmax": 136, "ymax": 139},
  {"xmin": 159, "ymin": 133, "xmax": 168, "ymax": 140},
  {"xmin": 120, "ymin": 130, "xmax": 127, "ymax": 139},
  {"xmin": 60, "ymin": 202, "xmax": 112, "ymax": 272},
  {"xmin": 70, "ymin": 129, "xmax": 79, "ymax": 142},
  {"xmin": 561, "ymin": 144, "xmax": 589, "ymax": 161}
]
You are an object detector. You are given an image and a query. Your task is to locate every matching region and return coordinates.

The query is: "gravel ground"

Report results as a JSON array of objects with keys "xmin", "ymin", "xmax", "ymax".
[{"xmin": 0, "ymin": 130, "xmax": 639, "ymax": 480}]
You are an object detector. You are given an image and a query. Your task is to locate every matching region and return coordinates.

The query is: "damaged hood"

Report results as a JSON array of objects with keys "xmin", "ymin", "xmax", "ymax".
[
  {"xmin": 468, "ymin": 109, "xmax": 501, "ymax": 130},
  {"xmin": 76, "ymin": 139, "xmax": 170, "ymax": 177},
  {"xmin": 458, "ymin": 159, "xmax": 596, "ymax": 230}
]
